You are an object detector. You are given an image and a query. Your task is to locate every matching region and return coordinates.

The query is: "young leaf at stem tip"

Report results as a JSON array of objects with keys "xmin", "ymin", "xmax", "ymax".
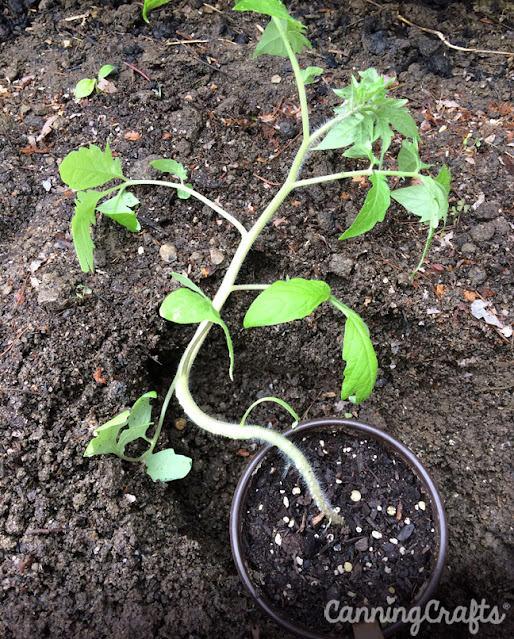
[
  {"xmin": 74, "ymin": 78, "xmax": 97, "ymax": 99},
  {"xmin": 330, "ymin": 298, "xmax": 377, "ymax": 403},
  {"xmin": 252, "ymin": 17, "xmax": 311, "ymax": 58},
  {"xmin": 300, "ymin": 66, "xmax": 323, "ymax": 85},
  {"xmin": 243, "ymin": 278, "xmax": 331, "ymax": 328}
]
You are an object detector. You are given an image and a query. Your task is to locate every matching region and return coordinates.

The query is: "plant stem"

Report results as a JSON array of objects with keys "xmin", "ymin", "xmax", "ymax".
[{"xmin": 113, "ymin": 179, "xmax": 248, "ymax": 236}]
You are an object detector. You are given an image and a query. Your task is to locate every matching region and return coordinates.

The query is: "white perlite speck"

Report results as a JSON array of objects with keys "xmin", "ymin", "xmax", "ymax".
[
  {"xmin": 371, "ymin": 530, "xmax": 383, "ymax": 539},
  {"xmin": 274, "ymin": 533, "xmax": 282, "ymax": 546},
  {"xmin": 292, "ymin": 487, "xmax": 301, "ymax": 495},
  {"xmin": 283, "ymin": 496, "xmax": 289, "ymax": 508},
  {"xmin": 386, "ymin": 506, "xmax": 397, "ymax": 516},
  {"xmin": 350, "ymin": 490, "xmax": 362, "ymax": 502}
]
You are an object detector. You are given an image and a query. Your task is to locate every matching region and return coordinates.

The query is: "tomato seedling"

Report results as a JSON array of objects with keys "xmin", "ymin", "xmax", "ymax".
[
  {"xmin": 60, "ymin": 0, "xmax": 450, "ymax": 524},
  {"xmin": 74, "ymin": 64, "xmax": 116, "ymax": 99}
]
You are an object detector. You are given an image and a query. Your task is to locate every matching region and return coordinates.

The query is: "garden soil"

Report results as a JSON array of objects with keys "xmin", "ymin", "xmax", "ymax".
[{"xmin": 0, "ymin": 1, "xmax": 512, "ymax": 638}]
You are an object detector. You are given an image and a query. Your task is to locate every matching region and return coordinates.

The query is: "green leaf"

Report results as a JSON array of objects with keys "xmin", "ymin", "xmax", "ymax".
[
  {"xmin": 253, "ymin": 18, "xmax": 311, "ymax": 58},
  {"xmin": 315, "ymin": 112, "xmax": 374, "ymax": 152},
  {"xmin": 391, "ymin": 174, "xmax": 449, "ymax": 229},
  {"xmin": 434, "ymin": 164, "xmax": 451, "ymax": 193},
  {"xmin": 170, "ymin": 272, "xmax": 209, "ymax": 299},
  {"xmin": 244, "ymin": 278, "xmax": 331, "ymax": 328},
  {"xmin": 397, "ymin": 140, "xmax": 421, "ymax": 172},
  {"xmin": 330, "ymin": 298, "xmax": 377, "ymax": 403},
  {"xmin": 84, "ymin": 391, "xmax": 157, "ymax": 458},
  {"xmin": 145, "ymin": 448, "xmax": 192, "ymax": 482},
  {"xmin": 59, "ymin": 141, "xmax": 125, "ymax": 190},
  {"xmin": 97, "ymin": 191, "xmax": 140, "ymax": 232},
  {"xmin": 84, "ymin": 410, "xmax": 130, "ymax": 457},
  {"xmin": 300, "ymin": 66, "xmax": 323, "ymax": 85},
  {"xmin": 98, "ymin": 65, "xmax": 115, "ymax": 79},
  {"xmin": 150, "ymin": 158, "xmax": 188, "ymax": 181},
  {"xmin": 142, "ymin": 0, "xmax": 171, "ymax": 22},
  {"xmin": 240, "ymin": 396, "xmax": 299, "ymax": 428},
  {"xmin": 233, "ymin": 0, "xmax": 292, "ymax": 21},
  {"xmin": 160, "ymin": 288, "xmax": 234, "ymax": 377},
  {"xmin": 177, "ymin": 183, "xmax": 193, "ymax": 200},
  {"xmin": 74, "ymin": 78, "xmax": 97, "ymax": 99},
  {"xmin": 342, "ymin": 141, "xmax": 373, "ymax": 161},
  {"xmin": 71, "ymin": 190, "xmax": 103, "ymax": 273},
  {"xmin": 381, "ymin": 103, "xmax": 420, "ymax": 141},
  {"xmin": 160, "ymin": 288, "xmax": 221, "ymax": 324},
  {"xmin": 340, "ymin": 172, "xmax": 390, "ymax": 240}
]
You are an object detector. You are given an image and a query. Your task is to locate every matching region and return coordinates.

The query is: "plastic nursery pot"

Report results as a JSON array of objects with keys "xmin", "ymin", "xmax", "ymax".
[{"xmin": 230, "ymin": 418, "xmax": 447, "ymax": 639}]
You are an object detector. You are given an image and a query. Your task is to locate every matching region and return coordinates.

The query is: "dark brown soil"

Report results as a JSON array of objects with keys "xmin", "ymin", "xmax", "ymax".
[
  {"xmin": 0, "ymin": 1, "xmax": 513, "ymax": 638},
  {"xmin": 239, "ymin": 425, "xmax": 437, "ymax": 636}
]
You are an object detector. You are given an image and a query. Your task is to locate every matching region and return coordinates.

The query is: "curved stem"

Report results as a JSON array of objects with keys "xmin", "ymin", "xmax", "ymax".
[
  {"xmin": 114, "ymin": 179, "xmax": 248, "ymax": 236},
  {"xmin": 174, "ymin": 375, "xmax": 344, "ymax": 524}
]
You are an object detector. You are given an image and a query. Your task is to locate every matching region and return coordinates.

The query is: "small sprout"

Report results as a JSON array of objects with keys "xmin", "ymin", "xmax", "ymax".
[
  {"xmin": 350, "ymin": 490, "xmax": 362, "ymax": 502},
  {"xmin": 74, "ymin": 64, "xmax": 116, "ymax": 99}
]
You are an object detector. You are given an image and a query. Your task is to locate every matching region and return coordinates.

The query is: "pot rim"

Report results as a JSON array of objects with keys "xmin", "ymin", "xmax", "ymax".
[{"xmin": 230, "ymin": 417, "xmax": 447, "ymax": 639}]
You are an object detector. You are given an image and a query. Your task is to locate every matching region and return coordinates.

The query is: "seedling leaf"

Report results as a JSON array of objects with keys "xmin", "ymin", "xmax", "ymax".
[
  {"xmin": 244, "ymin": 278, "xmax": 331, "ymax": 327},
  {"xmin": 330, "ymin": 297, "xmax": 377, "ymax": 403},
  {"xmin": 150, "ymin": 158, "xmax": 188, "ymax": 181},
  {"xmin": 142, "ymin": 0, "xmax": 171, "ymax": 23},
  {"xmin": 340, "ymin": 172, "xmax": 390, "ymax": 240},
  {"xmin": 97, "ymin": 191, "xmax": 140, "ymax": 232},
  {"xmin": 59, "ymin": 141, "xmax": 125, "ymax": 190},
  {"xmin": 145, "ymin": 448, "xmax": 192, "ymax": 482},
  {"xmin": 160, "ymin": 288, "xmax": 221, "ymax": 324},
  {"xmin": 177, "ymin": 183, "xmax": 193, "ymax": 200},
  {"xmin": 71, "ymin": 190, "xmax": 103, "ymax": 273},
  {"xmin": 74, "ymin": 78, "xmax": 97, "ymax": 99},
  {"xmin": 98, "ymin": 64, "xmax": 115, "ymax": 79}
]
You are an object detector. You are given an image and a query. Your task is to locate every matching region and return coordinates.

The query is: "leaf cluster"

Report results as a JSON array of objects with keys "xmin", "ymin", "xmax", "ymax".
[
  {"xmin": 59, "ymin": 143, "xmax": 192, "ymax": 273},
  {"xmin": 85, "ymin": 392, "xmax": 192, "ymax": 482}
]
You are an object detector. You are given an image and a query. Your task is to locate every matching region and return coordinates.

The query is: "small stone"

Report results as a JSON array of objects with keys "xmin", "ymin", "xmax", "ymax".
[
  {"xmin": 470, "ymin": 222, "xmax": 495, "ymax": 243},
  {"xmin": 124, "ymin": 494, "xmax": 136, "ymax": 503},
  {"xmin": 209, "ymin": 247, "xmax": 225, "ymax": 265},
  {"xmin": 418, "ymin": 501, "xmax": 426, "ymax": 511},
  {"xmin": 350, "ymin": 490, "xmax": 362, "ymax": 502},
  {"xmin": 397, "ymin": 524, "xmax": 415, "ymax": 541},
  {"xmin": 371, "ymin": 530, "xmax": 383, "ymax": 540},
  {"xmin": 344, "ymin": 562, "xmax": 353, "ymax": 573},
  {"xmin": 292, "ymin": 487, "xmax": 301, "ymax": 495},
  {"xmin": 468, "ymin": 266, "xmax": 487, "ymax": 287},
  {"xmin": 274, "ymin": 533, "xmax": 282, "ymax": 546},
  {"xmin": 159, "ymin": 243, "xmax": 178, "ymax": 263},
  {"xmin": 283, "ymin": 496, "xmax": 289, "ymax": 508},
  {"xmin": 386, "ymin": 506, "xmax": 397, "ymax": 516},
  {"xmin": 328, "ymin": 254, "xmax": 355, "ymax": 278},
  {"xmin": 355, "ymin": 537, "xmax": 369, "ymax": 552},
  {"xmin": 461, "ymin": 242, "xmax": 477, "ymax": 255},
  {"xmin": 174, "ymin": 418, "xmax": 187, "ymax": 431},
  {"xmin": 474, "ymin": 200, "xmax": 500, "ymax": 220}
]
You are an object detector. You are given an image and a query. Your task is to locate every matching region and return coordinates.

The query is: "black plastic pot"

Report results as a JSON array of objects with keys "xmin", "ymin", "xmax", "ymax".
[{"xmin": 230, "ymin": 418, "xmax": 447, "ymax": 639}]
